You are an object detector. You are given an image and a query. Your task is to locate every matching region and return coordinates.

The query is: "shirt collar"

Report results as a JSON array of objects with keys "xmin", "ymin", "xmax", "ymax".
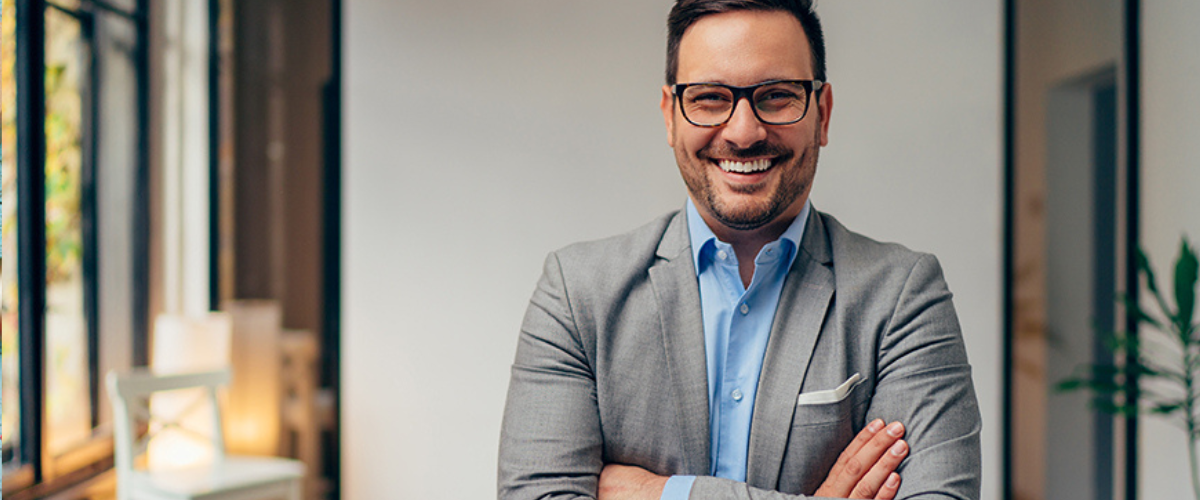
[{"xmin": 685, "ymin": 198, "xmax": 811, "ymax": 274}]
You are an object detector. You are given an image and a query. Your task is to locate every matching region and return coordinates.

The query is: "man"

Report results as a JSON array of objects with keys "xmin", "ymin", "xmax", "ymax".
[{"xmin": 498, "ymin": 1, "xmax": 982, "ymax": 498}]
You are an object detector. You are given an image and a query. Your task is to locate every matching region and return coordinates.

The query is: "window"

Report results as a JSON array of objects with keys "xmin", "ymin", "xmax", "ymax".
[{"xmin": 2, "ymin": 0, "xmax": 148, "ymax": 492}]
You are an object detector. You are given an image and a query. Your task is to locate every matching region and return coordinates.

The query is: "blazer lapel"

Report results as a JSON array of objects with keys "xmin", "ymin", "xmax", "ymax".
[
  {"xmin": 746, "ymin": 210, "xmax": 834, "ymax": 488},
  {"xmin": 647, "ymin": 210, "xmax": 712, "ymax": 476}
]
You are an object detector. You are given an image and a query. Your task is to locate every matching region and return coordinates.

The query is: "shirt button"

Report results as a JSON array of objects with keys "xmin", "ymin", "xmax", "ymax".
[
  {"xmin": 739, "ymin": 303, "xmax": 750, "ymax": 315},
  {"xmin": 717, "ymin": 250, "xmax": 728, "ymax": 260},
  {"xmin": 731, "ymin": 389, "xmax": 744, "ymax": 402}
]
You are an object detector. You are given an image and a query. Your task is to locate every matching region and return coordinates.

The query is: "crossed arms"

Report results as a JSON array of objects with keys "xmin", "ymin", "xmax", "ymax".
[{"xmin": 498, "ymin": 222, "xmax": 981, "ymax": 499}]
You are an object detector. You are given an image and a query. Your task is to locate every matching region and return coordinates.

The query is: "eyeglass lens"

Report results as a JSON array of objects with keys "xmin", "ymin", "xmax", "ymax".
[{"xmin": 680, "ymin": 82, "xmax": 810, "ymax": 126}]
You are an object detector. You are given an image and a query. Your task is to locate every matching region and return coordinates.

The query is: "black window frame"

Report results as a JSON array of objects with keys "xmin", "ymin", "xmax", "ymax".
[{"xmin": 4, "ymin": 0, "xmax": 150, "ymax": 492}]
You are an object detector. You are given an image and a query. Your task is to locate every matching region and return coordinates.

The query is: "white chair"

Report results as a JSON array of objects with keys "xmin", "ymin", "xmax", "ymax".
[{"xmin": 107, "ymin": 368, "xmax": 305, "ymax": 500}]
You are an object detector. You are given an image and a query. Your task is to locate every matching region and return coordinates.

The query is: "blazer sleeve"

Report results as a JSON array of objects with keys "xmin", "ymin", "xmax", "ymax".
[
  {"xmin": 865, "ymin": 253, "xmax": 982, "ymax": 500},
  {"xmin": 498, "ymin": 252, "xmax": 603, "ymax": 499}
]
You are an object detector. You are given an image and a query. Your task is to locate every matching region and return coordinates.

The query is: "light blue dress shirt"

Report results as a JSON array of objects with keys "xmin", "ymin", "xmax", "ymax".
[{"xmin": 660, "ymin": 199, "xmax": 810, "ymax": 499}]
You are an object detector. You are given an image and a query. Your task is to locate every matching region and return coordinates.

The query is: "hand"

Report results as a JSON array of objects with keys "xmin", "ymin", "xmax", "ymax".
[
  {"xmin": 598, "ymin": 463, "xmax": 669, "ymax": 500},
  {"xmin": 813, "ymin": 419, "xmax": 908, "ymax": 499}
]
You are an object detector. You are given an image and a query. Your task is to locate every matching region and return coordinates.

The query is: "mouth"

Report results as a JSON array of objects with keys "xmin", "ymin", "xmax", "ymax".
[{"xmin": 716, "ymin": 158, "xmax": 773, "ymax": 174}]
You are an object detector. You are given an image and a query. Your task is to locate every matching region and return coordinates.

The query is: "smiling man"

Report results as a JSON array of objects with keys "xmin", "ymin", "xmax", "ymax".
[{"xmin": 498, "ymin": 1, "xmax": 981, "ymax": 499}]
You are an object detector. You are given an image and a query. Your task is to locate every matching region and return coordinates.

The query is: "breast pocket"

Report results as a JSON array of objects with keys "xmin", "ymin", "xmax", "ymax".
[
  {"xmin": 780, "ymin": 373, "xmax": 870, "ymax": 494},
  {"xmin": 794, "ymin": 372, "xmax": 864, "ymax": 425}
]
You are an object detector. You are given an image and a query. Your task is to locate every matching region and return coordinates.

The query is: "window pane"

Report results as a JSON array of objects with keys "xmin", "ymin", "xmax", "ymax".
[
  {"xmin": 44, "ymin": 4, "xmax": 91, "ymax": 456},
  {"xmin": 1, "ymin": 0, "xmax": 22, "ymax": 466}
]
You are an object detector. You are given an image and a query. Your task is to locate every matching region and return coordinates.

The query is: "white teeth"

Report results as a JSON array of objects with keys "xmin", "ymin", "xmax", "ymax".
[{"xmin": 718, "ymin": 159, "xmax": 772, "ymax": 173}]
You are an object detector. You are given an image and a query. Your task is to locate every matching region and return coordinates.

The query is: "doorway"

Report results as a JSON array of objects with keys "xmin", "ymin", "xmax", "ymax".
[{"xmin": 1043, "ymin": 70, "xmax": 1124, "ymax": 500}]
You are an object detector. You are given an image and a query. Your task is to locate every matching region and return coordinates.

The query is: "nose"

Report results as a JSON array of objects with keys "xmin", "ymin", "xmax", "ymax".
[{"xmin": 720, "ymin": 97, "xmax": 768, "ymax": 148}]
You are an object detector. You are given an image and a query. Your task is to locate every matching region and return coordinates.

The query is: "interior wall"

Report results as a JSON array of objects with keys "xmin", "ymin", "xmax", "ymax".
[
  {"xmin": 1012, "ymin": 0, "xmax": 1121, "ymax": 498},
  {"xmin": 1139, "ymin": 3, "xmax": 1200, "ymax": 499},
  {"xmin": 344, "ymin": 3, "xmax": 679, "ymax": 498},
  {"xmin": 344, "ymin": 2, "xmax": 1003, "ymax": 498}
]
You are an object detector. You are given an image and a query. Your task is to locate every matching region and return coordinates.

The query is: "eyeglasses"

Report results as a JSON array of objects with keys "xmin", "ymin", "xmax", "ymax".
[{"xmin": 672, "ymin": 79, "xmax": 824, "ymax": 127}]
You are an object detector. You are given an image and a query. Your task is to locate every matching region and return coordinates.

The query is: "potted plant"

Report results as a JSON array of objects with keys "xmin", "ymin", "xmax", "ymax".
[{"xmin": 1060, "ymin": 238, "xmax": 1199, "ymax": 499}]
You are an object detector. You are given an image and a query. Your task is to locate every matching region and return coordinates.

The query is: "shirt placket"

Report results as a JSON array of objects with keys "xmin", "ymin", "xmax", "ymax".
[
  {"xmin": 708, "ymin": 244, "xmax": 737, "ymax": 476},
  {"xmin": 713, "ymin": 245, "xmax": 780, "ymax": 481}
]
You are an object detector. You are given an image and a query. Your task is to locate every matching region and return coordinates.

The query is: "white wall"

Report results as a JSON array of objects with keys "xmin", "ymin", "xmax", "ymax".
[
  {"xmin": 344, "ymin": 1, "xmax": 1002, "ymax": 498},
  {"xmin": 344, "ymin": 3, "xmax": 678, "ymax": 498},
  {"xmin": 1140, "ymin": 3, "xmax": 1200, "ymax": 499}
]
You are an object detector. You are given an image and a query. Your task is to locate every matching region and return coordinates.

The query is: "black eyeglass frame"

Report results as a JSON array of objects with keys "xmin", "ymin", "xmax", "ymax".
[{"xmin": 671, "ymin": 79, "xmax": 825, "ymax": 127}]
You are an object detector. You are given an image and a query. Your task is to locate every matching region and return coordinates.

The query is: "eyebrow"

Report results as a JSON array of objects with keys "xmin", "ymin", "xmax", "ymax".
[{"xmin": 683, "ymin": 76, "xmax": 811, "ymax": 85}]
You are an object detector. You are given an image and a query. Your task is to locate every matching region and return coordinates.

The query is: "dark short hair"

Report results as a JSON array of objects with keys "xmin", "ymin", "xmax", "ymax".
[{"xmin": 665, "ymin": 0, "xmax": 826, "ymax": 85}]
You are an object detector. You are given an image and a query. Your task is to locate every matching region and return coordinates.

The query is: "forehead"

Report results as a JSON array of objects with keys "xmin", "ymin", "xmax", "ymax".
[{"xmin": 676, "ymin": 10, "xmax": 813, "ymax": 85}]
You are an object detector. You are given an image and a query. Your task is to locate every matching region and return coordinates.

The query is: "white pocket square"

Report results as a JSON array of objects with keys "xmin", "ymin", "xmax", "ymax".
[{"xmin": 796, "ymin": 373, "xmax": 863, "ymax": 406}]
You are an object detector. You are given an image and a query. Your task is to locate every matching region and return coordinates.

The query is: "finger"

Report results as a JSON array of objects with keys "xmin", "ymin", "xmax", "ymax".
[
  {"xmin": 850, "ymin": 440, "xmax": 908, "ymax": 499},
  {"xmin": 833, "ymin": 422, "xmax": 905, "ymax": 491},
  {"xmin": 815, "ymin": 420, "xmax": 886, "ymax": 498},
  {"xmin": 817, "ymin": 420, "xmax": 906, "ymax": 498},
  {"xmin": 873, "ymin": 472, "xmax": 901, "ymax": 500},
  {"xmin": 830, "ymin": 419, "xmax": 886, "ymax": 475}
]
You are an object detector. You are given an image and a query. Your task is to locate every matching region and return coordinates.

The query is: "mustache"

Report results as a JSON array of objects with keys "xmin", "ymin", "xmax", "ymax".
[{"xmin": 698, "ymin": 142, "xmax": 791, "ymax": 160}]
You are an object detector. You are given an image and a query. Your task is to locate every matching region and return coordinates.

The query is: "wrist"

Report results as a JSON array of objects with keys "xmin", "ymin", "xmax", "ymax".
[{"xmin": 643, "ymin": 475, "xmax": 669, "ymax": 498}]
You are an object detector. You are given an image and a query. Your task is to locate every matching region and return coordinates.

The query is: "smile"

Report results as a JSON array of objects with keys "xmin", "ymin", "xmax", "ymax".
[{"xmin": 717, "ymin": 158, "xmax": 773, "ymax": 174}]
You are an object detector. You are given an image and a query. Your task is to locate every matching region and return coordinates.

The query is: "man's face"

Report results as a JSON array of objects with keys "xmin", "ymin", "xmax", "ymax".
[{"xmin": 661, "ymin": 10, "xmax": 832, "ymax": 232}]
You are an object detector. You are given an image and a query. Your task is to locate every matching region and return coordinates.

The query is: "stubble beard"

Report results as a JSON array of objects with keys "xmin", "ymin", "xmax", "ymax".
[{"xmin": 677, "ymin": 141, "xmax": 818, "ymax": 232}]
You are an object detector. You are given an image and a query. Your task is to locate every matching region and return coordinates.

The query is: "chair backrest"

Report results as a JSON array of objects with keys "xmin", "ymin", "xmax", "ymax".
[{"xmin": 106, "ymin": 368, "xmax": 231, "ymax": 479}]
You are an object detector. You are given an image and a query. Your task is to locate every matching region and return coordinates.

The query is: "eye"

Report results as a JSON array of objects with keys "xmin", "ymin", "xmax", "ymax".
[
  {"xmin": 758, "ymin": 88, "xmax": 800, "ymax": 102},
  {"xmin": 689, "ymin": 91, "xmax": 731, "ymax": 103}
]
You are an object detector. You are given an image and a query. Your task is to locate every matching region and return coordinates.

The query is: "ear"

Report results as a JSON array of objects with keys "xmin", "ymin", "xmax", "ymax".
[
  {"xmin": 661, "ymin": 85, "xmax": 677, "ymax": 148},
  {"xmin": 817, "ymin": 82, "xmax": 833, "ymax": 147}
]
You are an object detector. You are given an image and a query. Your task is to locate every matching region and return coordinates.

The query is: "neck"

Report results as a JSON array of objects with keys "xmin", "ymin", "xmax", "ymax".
[
  {"xmin": 707, "ymin": 214, "xmax": 793, "ymax": 258},
  {"xmin": 694, "ymin": 198, "xmax": 806, "ymax": 287},
  {"xmin": 697, "ymin": 199, "xmax": 806, "ymax": 253}
]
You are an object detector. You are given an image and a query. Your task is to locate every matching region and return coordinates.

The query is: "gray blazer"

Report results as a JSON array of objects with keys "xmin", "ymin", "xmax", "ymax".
[{"xmin": 499, "ymin": 208, "xmax": 981, "ymax": 499}]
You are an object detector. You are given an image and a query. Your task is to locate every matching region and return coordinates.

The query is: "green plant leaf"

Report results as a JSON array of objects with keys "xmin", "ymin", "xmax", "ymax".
[
  {"xmin": 1140, "ymin": 248, "xmax": 1177, "ymax": 321},
  {"xmin": 1057, "ymin": 365, "xmax": 1135, "ymax": 395},
  {"xmin": 1088, "ymin": 379, "xmax": 1124, "ymax": 393},
  {"xmin": 1128, "ymin": 362, "xmax": 1160, "ymax": 378},
  {"xmin": 1133, "ymin": 360, "xmax": 1190, "ymax": 384},
  {"xmin": 1056, "ymin": 378, "xmax": 1086, "ymax": 392},
  {"xmin": 1150, "ymin": 401, "xmax": 1185, "ymax": 416},
  {"xmin": 1092, "ymin": 398, "xmax": 1138, "ymax": 417},
  {"xmin": 1175, "ymin": 238, "xmax": 1198, "ymax": 331},
  {"xmin": 1139, "ymin": 248, "xmax": 1161, "ymax": 295},
  {"xmin": 1120, "ymin": 293, "xmax": 1164, "ymax": 330}
]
